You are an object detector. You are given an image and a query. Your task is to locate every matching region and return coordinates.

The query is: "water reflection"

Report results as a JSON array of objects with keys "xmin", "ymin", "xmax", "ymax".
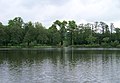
[{"xmin": 0, "ymin": 48, "xmax": 120, "ymax": 83}]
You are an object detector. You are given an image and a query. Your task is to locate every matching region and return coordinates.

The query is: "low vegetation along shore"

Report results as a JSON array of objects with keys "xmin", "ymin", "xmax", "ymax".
[{"xmin": 0, "ymin": 17, "xmax": 120, "ymax": 48}]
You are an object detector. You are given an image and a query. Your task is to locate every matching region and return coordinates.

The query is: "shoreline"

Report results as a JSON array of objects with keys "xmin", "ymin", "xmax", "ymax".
[
  {"xmin": 0, "ymin": 46, "xmax": 120, "ymax": 51},
  {"xmin": 0, "ymin": 44, "xmax": 120, "ymax": 48}
]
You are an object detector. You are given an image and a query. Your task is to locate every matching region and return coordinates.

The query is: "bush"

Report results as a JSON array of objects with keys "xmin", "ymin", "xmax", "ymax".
[
  {"xmin": 110, "ymin": 40, "xmax": 119, "ymax": 47},
  {"xmin": 20, "ymin": 43, "xmax": 27, "ymax": 46},
  {"xmin": 116, "ymin": 44, "xmax": 120, "ymax": 48},
  {"xmin": 29, "ymin": 41, "xmax": 37, "ymax": 47},
  {"xmin": 101, "ymin": 42, "xmax": 111, "ymax": 47}
]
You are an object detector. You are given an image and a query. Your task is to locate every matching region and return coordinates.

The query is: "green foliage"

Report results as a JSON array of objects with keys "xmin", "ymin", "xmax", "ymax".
[
  {"xmin": 101, "ymin": 43, "xmax": 110, "ymax": 47},
  {"xmin": 7, "ymin": 17, "xmax": 24, "ymax": 45},
  {"xmin": 48, "ymin": 24, "xmax": 61, "ymax": 45},
  {"xmin": 110, "ymin": 40, "xmax": 119, "ymax": 47},
  {"xmin": 23, "ymin": 22, "xmax": 37, "ymax": 46},
  {"xmin": 9, "ymin": 27, "xmax": 24, "ymax": 45},
  {"xmin": 103, "ymin": 37, "xmax": 109, "ymax": 43},
  {"xmin": 0, "ymin": 25, "xmax": 8, "ymax": 45},
  {"xmin": 8, "ymin": 17, "xmax": 23, "ymax": 28},
  {"xmin": 0, "ymin": 17, "xmax": 120, "ymax": 47},
  {"xmin": 86, "ymin": 35, "xmax": 96, "ymax": 44},
  {"xmin": 35, "ymin": 22, "xmax": 48, "ymax": 44},
  {"xmin": 54, "ymin": 20, "xmax": 67, "ymax": 45},
  {"xmin": 67, "ymin": 20, "xmax": 77, "ymax": 45}
]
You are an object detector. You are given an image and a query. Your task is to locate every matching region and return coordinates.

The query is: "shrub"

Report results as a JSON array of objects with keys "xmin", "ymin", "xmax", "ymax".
[{"xmin": 110, "ymin": 40, "xmax": 119, "ymax": 47}]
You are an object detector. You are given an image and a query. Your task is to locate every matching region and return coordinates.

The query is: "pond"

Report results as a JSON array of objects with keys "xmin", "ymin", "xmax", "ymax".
[{"xmin": 0, "ymin": 48, "xmax": 120, "ymax": 83}]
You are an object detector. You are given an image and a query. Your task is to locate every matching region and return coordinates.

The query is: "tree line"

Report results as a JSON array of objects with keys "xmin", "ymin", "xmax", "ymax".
[{"xmin": 0, "ymin": 17, "xmax": 120, "ymax": 47}]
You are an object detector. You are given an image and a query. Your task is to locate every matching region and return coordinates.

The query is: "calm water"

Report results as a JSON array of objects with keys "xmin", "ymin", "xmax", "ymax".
[{"xmin": 0, "ymin": 48, "xmax": 120, "ymax": 83}]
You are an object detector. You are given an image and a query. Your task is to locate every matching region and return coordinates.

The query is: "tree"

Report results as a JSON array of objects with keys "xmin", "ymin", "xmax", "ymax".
[
  {"xmin": 67, "ymin": 20, "xmax": 77, "ymax": 45},
  {"xmin": 35, "ymin": 22, "xmax": 48, "ymax": 45},
  {"xmin": 78, "ymin": 23, "xmax": 93, "ymax": 44},
  {"xmin": 110, "ymin": 23, "xmax": 114, "ymax": 34},
  {"xmin": 48, "ymin": 24, "xmax": 60, "ymax": 45},
  {"xmin": 0, "ymin": 23, "xmax": 8, "ymax": 46},
  {"xmin": 104, "ymin": 24, "xmax": 110, "ymax": 37},
  {"xmin": 86, "ymin": 35, "xmax": 96, "ymax": 44},
  {"xmin": 54, "ymin": 20, "xmax": 67, "ymax": 45},
  {"xmin": 23, "ymin": 22, "xmax": 37, "ymax": 46},
  {"xmin": 8, "ymin": 17, "xmax": 23, "ymax": 28},
  {"xmin": 0, "ymin": 17, "xmax": 120, "ymax": 47},
  {"xmin": 100, "ymin": 22, "xmax": 106, "ymax": 34},
  {"xmin": 114, "ymin": 28, "xmax": 120, "ymax": 42},
  {"xmin": 7, "ymin": 17, "xmax": 24, "ymax": 45}
]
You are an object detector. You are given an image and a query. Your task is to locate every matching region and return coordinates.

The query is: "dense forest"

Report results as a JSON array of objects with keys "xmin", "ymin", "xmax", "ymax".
[{"xmin": 0, "ymin": 17, "xmax": 120, "ymax": 47}]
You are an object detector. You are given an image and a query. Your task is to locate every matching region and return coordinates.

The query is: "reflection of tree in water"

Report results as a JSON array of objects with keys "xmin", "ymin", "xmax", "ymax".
[
  {"xmin": 1, "ymin": 49, "xmax": 120, "ymax": 69},
  {"xmin": 59, "ymin": 49, "xmax": 120, "ymax": 68},
  {"xmin": 1, "ymin": 49, "xmax": 120, "ymax": 83},
  {"xmin": 0, "ymin": 49, "xmax": 64, "ymax": 67}
]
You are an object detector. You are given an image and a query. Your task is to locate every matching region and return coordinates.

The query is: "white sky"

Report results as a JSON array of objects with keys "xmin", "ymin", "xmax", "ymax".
[{"xmin": 0, "ymin": 0, "xmax": 120, "ymax": 27}]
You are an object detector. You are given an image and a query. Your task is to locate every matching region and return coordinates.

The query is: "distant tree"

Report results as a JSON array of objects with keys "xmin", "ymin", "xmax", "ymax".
[
  {"xmin": 23, "ymin": 22, "xmax": 37, "ymax": 46},
  {"xmin": 110, "ymin": 23, "xmax": 114, "ymax": 34},
  {"xmin": 67, "ymin": 20, "xmax": 77, "ymax": 45},
  {"xmin": 86, "ymin": 35, "xmax": 96, "ymax": 44},
  {"xmin": 0, "ymin": 23, "xmax": 8, "ymax": 45},
  {"xmin": 0, "ymin": 17, "xmax": 119, "ymax": 47},
  {"xmin": 114, "ymin": 28, "xmax": 120, "ymax": 42},
  {"xmin": 104, "ymin": 24, "xmax": 110, "ymax": 37},
  {"xmin": 48, "ymin": 24, "xmax": 60, "ymax": 45},
  {"xmin": 100, "ymin": 22, "xmax": 106, "ymax": 34},
  {"xmin": 8, "ymin": 17, "xmax": 24, "ymax": 45},
  {"xmin": 8, "ymin": 17, "xmax": 23, "ymax": 28},
  {"xmin": 35, "ymin": 22, "xmax": 48, "ymax": 45},
  {"xmin": 54, "ymin": 20, "xmax": 67, "ymax": 45}
]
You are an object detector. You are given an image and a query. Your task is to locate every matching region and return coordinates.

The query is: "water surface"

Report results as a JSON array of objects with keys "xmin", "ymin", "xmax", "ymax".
[{"xmin": 0, "ymin": 48, "xmax": 120, "ymax": 83}]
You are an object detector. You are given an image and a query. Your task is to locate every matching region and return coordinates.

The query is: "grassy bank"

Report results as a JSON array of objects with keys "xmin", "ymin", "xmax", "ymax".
[{"xmin": 1, "ymin": 44, "xmax": 120, "ymax": 48}]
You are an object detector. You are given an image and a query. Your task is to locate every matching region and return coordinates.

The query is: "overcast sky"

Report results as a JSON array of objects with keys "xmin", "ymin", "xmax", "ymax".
[{"xmin": 0, "ymin": 0, "xmax": 120, "ymax": 27}]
